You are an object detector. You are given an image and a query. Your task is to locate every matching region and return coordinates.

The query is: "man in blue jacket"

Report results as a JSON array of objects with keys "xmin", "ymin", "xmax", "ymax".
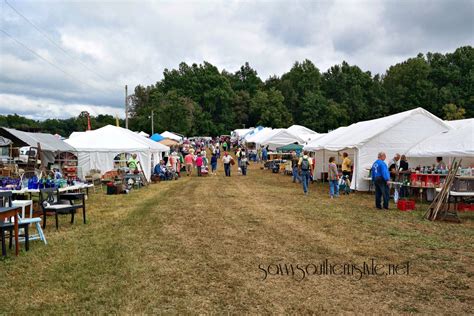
[{"xmin": 371, "ymin": 152, "xmax": 391, "ymax": 210}]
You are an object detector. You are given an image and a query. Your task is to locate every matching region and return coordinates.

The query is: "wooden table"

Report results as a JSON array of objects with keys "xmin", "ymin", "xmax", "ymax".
[{"xmin": 0, "ymin": 207, "xmax": 20, "ymax": 256}]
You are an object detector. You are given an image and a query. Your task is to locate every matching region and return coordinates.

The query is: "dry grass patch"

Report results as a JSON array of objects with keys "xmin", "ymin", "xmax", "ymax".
[{"xmin": 1, "ymin": 162, "xmax": 473, "ymax": 314}]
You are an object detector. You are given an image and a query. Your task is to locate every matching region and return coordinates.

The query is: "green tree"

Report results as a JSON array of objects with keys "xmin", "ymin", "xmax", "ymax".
[
  {"xmin": 443, "ymin": 103, "xmax": 466, "ymax": 120},
  {"xmin": 279, "ymin": 59, "xmax": 322, "ymax": 123},
  {"xmin": 250, "ymin": 89, "xmax": 292, "ymax": 127}
]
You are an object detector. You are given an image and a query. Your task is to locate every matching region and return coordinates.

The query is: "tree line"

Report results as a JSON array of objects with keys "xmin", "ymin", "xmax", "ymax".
[
  {"xmin": 2, "ymin": 46, "xmax": 472, "ymax": 137},
  {"xmin": 130, "ymin": 45, "xmax": 472, "ymax": 135}
]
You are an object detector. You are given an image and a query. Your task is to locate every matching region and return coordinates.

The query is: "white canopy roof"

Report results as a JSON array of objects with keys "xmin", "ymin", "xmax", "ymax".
[
  {"xmin": 259, "ymin": 129, "xmax": 304, "ymax": 148},
  {"xmin": 232, "ymin": 128, "xmax": 253, "ymax": 139},
  {"xmin": 245, "ymin": 128, "xmax": 274, "ymax": 144},
  {"xmin": 161, "ymin": 131, "xmax": 182, "ymax": 141},
  {"xmin": 304, "ymin": 108, "xmax": 450, "ymax": 152},
  {"xmin": 287, "ymin": 125, "xmax": 322, "ymax": 142},
  {"xmin": 406, "ymin": 119, "xmax": 473, "ymax": 157},
  {"xmin": 66, "ymin": 125, "xmax": 169, "ymax": 153},
  {"xmin": 446, "ymin": 119, "xmax": 472, "ymax": 129},
  {"xmin": 138, "ymin": 131, "xmax": 150, "ymax": 137}
]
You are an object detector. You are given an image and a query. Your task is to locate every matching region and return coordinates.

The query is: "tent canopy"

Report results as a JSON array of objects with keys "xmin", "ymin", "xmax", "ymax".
[
  {"xmin": 66, "ymin": 125, "xmax": 168, "ymax": 152},
  {"xmin": 150, "ymin": 133, "xmax": 165, "ymax": 142},
  {"xmin": 245, "ymin": 128, "xmax": 274, "ymax": 144},
  {"xmin": 65, "ymin": 125, "xmax": 169, "ymax": 180},
  {"xmin": 0, "ymin": 127, "xmax": 76, "ymax": 152},
  {"xmin": 276, "ymin": 143, "xmax": 303, "ymax": 152},
  {"xmin": 406, "ymin": 119, "xmax": 473, "ymax": 157},
  {"xmin": 446, "ymin": 119, "xmax": 473, "ymax": 129},
  {"xmin": 259, "ymin": 129, "xmax": 304, "ymax": 149},
  {"xmin": 138, "ymin": 131, "xmax": 150, "ymax": 137},
  {"xmin": 161, "ymin": 131, "xmax": 182, "ymax": 141},
  {"xmin": 287, "ymin": 125, "xmax": 322, "ymax": 142},
  {"xmin": 304, "ymin": 108, "xmax": 450, "ymax": 152}
]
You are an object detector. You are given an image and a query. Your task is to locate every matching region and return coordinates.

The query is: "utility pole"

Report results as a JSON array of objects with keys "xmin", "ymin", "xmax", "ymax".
[
  {"xmin": 151, "ymin": 110, "xmax": 154, "ymax": 135},
  {"xmin": 125, "ymin": 85, "xmax": 128, "ymax": 129}
]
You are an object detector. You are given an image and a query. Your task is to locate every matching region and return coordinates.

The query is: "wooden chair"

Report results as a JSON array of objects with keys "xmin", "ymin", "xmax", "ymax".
[
  {"xmin": 12, "ymin": 199, "xmax": 47, "ymax": 245},
  {"xmin": 0, "ymin": 192, "xmax": 30, "ymax": 256},
  {"xmin": 39, "ymin": 188, "xmax": 86, "ymax": 230}
]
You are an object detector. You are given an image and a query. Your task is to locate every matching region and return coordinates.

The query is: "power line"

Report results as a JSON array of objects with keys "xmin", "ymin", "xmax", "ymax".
[
  {"xmin": 0, "ymin": 29, "xmax": 98, "ymax": 90},
  {"xmin": 4, "ymin": 0, "xmax": 110, "ymax": 83}
]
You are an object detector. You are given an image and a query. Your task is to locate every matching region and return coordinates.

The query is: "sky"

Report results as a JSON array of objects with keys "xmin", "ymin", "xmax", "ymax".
[{"xmin": 1, "ymin": 0, "xmax": 473, "ymax": 120}]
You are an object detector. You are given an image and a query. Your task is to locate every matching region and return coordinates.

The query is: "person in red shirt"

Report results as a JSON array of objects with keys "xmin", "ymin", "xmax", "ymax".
[
  {"xmin": 195, "ymin": 152, "xmax": 204, "ymax": 177},
  {"xmin": 184, "ymin": 151, "xmax": 195, "ymax": 176}
]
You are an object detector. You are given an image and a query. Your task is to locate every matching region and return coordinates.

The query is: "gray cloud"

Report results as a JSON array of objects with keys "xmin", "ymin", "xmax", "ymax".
[{"xmin": 1, "ymin": 0, "xmax": 472, "ymax": 120}]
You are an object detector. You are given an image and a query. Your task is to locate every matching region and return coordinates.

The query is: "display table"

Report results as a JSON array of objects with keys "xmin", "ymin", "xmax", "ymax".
[
  {"xmin": 11, "ymin": 184, "xmax": 94, "ymax": 195},
  {"xmin": 435, "ymin": 188, "xmax": 474, "ymax": 211}
]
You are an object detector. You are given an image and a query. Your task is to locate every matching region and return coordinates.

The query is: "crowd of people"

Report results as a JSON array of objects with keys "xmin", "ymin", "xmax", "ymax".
[{"xmin": 124, "ymin": 135, "xmax": 451, "ymax": 211}]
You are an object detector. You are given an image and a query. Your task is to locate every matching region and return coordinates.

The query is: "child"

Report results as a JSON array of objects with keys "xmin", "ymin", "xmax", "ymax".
[
  {"xmin": 211, "ymin": 153, "xmax": 218, "ymax": 175},
  {"xmin": 328, "ymin": 157, "xmax": 339, "ymax": 198}
]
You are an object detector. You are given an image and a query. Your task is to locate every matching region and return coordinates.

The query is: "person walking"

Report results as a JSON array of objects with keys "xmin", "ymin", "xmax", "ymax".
[
  {"xmin": 298, "ymin": 151, "xmax": 313, "ymax": 195},
  {"xmin": 240, "ymin": 150, "xmax": 249, "ymax": 176},
  {"xmin": 291, "ymin": 151, "xmax": 300, "ymax": 183},
  {"xmin": 184, "ymin": 150, "xmax": 195, "ymax": 176},
  {"xmin": 211, "ymin": 152, "xmax": 218, "ymax": 175},
  {"xmin": 196, "ymin": 152, "xmax": 203, "ymax": 177},
  {"xmin": 222, "ymin": 152, "xmax": 233, "ymax": 177},
  {"xmin": 328, "ymin": 157, "xmax": 339, "ymax": 198},
  {"xmin": 371, "ymin": 152, "xmax": 391, "ymax": 210}
]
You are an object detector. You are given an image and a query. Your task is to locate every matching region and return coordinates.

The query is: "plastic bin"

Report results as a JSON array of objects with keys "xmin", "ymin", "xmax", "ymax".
[{"xmin": 397, "ymin": 199, "xmax": 416, "ymax": 211}]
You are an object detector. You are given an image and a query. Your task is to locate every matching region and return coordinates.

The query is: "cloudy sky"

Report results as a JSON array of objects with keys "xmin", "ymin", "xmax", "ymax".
[{"xmin": 1, "ymin": 0, "xmax": 473, "ymax": 120}]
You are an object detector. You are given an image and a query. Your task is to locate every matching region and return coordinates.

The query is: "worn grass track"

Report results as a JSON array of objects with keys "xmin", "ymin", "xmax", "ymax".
[{"xmin": 1, "ymin": 163, "xmax": 473, "ymax": 314}]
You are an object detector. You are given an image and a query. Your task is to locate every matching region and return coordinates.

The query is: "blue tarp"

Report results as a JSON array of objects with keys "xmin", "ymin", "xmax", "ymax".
[{"xmin": 150, "ymin": 133, "xmax": 165, "ymax": 142}]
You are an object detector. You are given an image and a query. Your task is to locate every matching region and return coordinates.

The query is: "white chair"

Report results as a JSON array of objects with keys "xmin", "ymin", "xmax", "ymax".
[{"xmin": 12, "ymin": 200, "xmax": 47, "ymax": 245}]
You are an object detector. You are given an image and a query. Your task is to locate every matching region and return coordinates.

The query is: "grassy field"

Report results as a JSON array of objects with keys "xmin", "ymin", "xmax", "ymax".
[{"xmin": 1, "ymin": 162, "xmax": 473, "ymax": 314}]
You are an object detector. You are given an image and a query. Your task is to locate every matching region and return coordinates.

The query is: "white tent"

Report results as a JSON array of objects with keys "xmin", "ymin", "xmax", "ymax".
[
  {"xmin": 245, "ymin": 128, "xmax": 273, "ymax": 146},
  {"xmin": 287, "ymin": 125, "xmax": 322, "ymax": 143},
  {"xmin": 406, "ymin": 119, "xmax": 473, "ymax": 158},
  {"xmin": 160, "ymin": 131, "xmax": 182, "ymax": 142},
  {"xmin": 232, "ymin": 128, "xmax": 253, "ymax": 140},
  {"xmin": 446, "ymin": 119, "xmax": 473, "ymax": 129},
  {"xmin": 138, "ymin": 131, "xmax": 150, "ymax": 138},
  {"xmin": 65, "ymin": 125, "xmax": 169, "ymax": 180},
  {"xmin": 258, "ymin": 129, "xmax": 305, "ymax": 150},
  {"xmin": 304, "ymin": 108, "xmax": 451, "ymax": 191}
]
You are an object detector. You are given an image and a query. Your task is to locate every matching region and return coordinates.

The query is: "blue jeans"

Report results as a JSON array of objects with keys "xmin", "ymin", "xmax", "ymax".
[
  {"xmin": 301, "ymin": 170, "xmax": 310, "ymax": 193},
  {"xmin": 224, "ymin": 163, "xmax": 231, "ymax": 177},
  {"xmin": 292, "ymin": 166, "xmax": 300, "ymax": 183},
  {"xmin": 241, "ymin": 165, "xmax": 247, "ymax": 176},
  {"xmin": 374, "ymin": 177, "xmax": 389, "ymax": 209},
  {"xmin": 211, "ymin": 162, "xmax": 217, "ymax": 172},
  {"xmin": 329, "ymin": 180, "xmax": 339, "ymax": 197}
]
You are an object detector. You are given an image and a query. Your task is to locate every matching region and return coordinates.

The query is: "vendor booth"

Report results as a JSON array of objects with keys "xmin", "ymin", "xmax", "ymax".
[
  {"xmin": 65, "ymin": 125, "xmax": 169, "ymax": 181},
  {"xmin": 406, "ymin": 119, "xmax": 473, "ymax": 160},
  {"xmin": 0, "ymin": 127, "xmax": 77, "ymax": 176},
  {"xmin": 304, "ymin": 108, "xmax": 451, "ymax": 191},
  {"xmin": 258, "ymin": 129, "xmax": 305, "ymax": 151}
]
